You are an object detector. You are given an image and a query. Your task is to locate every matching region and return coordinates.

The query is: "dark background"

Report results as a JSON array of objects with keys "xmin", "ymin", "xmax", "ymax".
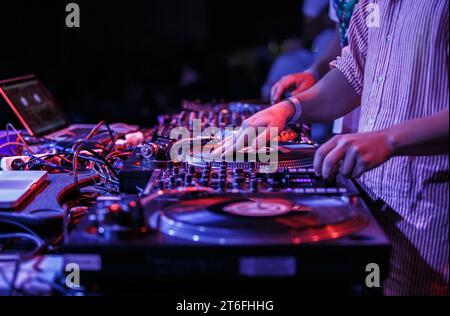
[{"xmin": 0, "ymin": 0, "xmax": 305, "ymax": 128}]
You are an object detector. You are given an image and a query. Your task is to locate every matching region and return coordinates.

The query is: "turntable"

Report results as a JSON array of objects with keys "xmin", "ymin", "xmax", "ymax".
[
  {"xmin": 186, "ymin": 142, "xmax": 317, "ymax": 170},
  {"xmin": 152, "ymin": 193, "xmax": 368, "ymax": 245},
  {"xmin": 65, "ymin": 167, "xmax": 390, "ymax": 295}
]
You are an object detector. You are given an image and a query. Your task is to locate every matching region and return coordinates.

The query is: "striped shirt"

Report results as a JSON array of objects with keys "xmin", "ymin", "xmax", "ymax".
[{"xmin": 331, "ymin": 0, "xmax": 449, "ymax": 295}]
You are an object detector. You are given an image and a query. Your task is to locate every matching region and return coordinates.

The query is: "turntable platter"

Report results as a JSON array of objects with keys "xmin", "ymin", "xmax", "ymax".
[
  {"xmin": 151, "ymin": 193, "xmax": 368, "ymax": 245},
  {"xmin": 187, "ymin": 143, "xmax": 316, "ymax": 169}
]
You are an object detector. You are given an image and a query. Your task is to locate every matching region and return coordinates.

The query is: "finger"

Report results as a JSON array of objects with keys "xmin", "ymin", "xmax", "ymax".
[
  {"xmin": 291, "ymin": 78, "xmax": 311, "ymax": 95},
  {"xmin": 352, "ymin": 157, "xmax": 368, "ymax": 179},
  {"xmin": 291, "ymin": 86, "xmax": 307, "ymax": 96},
  {"xmin": 222, "ymin": 128, "xmax": 251, "ymax": 159},
  {"xmin": 272, "ymin": 77, "xmax": 295, "ymax": 103},
  {"xmin": 251, "ymin": 126, "xmax": 278, "ymax": 149},
  {"xmin": 222, "ymin": 131, "xmax": 247, "ymax": 160},
  {"xmin": 210, "ymin": 137, "xmax": 227, "ymax": 156},
  {"xmin": 298, "ymin": 80, "xmax": 313, "ymax": 92},
  {"xmin": 271, "ymin": 85, "xmax": 280, "ymax": 104},
  {"xmin": 211, "ymin": 134, "xmax": 238, "ymax": 158},
  {"xmin": 339, "ymin": 150, "xmax": 357, "ymax": 177},
  {"xmin": 271, "ymin": 87, "xmax": 283, "ymax": 104},
  {"xmin": 241, "ymin": 119, "xmax": 250, "ymax": 129},
  {"xmin": 271, "ymin": 79, "xmax": 288, "ymax": 104},
  {"xmin": 321, "ymin": 146, "xmax": 346, "ymax": 180},
  {"xmin": 313, "ymin": 137, "xmax": 339, "ymax": 177},
  {"xmin": 291, "ymin": 80, "xmax": 314, "ymax": 95},
  {"xmin": 211, "ymin": 138, "xmax": 225, "ymax": 151}
]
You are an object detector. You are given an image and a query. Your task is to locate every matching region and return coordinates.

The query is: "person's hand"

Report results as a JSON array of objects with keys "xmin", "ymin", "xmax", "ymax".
[
  {"xmin": 314, "ymin": 131, "xmax": 395, "ymax": 180},
  {"xmin": 271, "ymin": 71, "xmax": 317, "ymax": 104},
  {"xmin": 212, "ymin": 101, "xmax": 294, "ymax": 158}
]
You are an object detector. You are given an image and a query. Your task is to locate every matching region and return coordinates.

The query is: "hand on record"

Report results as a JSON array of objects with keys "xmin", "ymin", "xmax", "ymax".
[
  {"xmin": 314, "ymin": 132, "xmax": 394, "ymax": 180},
  {"xmin": 211, "ymin": 101, "xmax": 295, "ymax": 159},
  {"xmin": 270, "ymin": 71, "xmax": 317, "ymax": 104}
]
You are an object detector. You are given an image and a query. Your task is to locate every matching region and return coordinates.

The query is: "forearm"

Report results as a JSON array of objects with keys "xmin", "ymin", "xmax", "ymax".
[
  {"xmin": 385, "ymin": 110, "xmax": 449, "ymax": 156},
  {"xmin": 287, "ymin": 68, "xmax": 360, "ymax": 123}
]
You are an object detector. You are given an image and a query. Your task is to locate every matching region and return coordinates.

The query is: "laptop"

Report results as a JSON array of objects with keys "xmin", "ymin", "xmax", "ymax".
[
  {"xmin": 0, "ymin": 170, "xmax": 47, "ymax": 209},
  {"xmin": 0, "ymin": 74, "xmax": 137, "ymax": 141}
]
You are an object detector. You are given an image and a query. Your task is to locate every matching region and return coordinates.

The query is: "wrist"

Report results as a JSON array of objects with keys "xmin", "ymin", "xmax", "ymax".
[
  {"xmin": 276, "ymin": 100, "xmax": 296, "ymax": 122},
  {"xmin": 285, "ymin": 97, "xmax": 303, "ymax": 125},
  {"xmin": 381, "ymin": 129, "xmax": 399, "ymax": 157}
]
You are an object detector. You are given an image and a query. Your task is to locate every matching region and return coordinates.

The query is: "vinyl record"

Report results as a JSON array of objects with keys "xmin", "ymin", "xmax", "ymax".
[
  {"xmin": 152, "ymin": 193, "xmax": 368, "ymax": 245},
  {"xmin": 187, "ymin": 143, "xmax": 316, "ymax": 169}
]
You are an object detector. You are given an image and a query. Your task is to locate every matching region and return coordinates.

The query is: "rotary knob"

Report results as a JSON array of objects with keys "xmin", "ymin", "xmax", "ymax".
[{"xmin": 140, "ymin": 143, "xmax": 159, "ymax": 160}]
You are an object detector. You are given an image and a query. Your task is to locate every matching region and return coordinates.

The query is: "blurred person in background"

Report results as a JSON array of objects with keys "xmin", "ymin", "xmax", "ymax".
[
  {"xmin": 261, "ymin": 0, "xmax": 332, "ymax": 101},
  {"xmin": 268, "ymin": 0, "xmax": 360, "ymax": 139}
]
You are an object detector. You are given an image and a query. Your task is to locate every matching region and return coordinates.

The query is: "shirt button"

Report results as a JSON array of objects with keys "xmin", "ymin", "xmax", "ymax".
[
  {"xmin": 387, "ymin": 35, "xmax": 392, "ymax": 42},
  {"xmin": 378, "ymin": 75, "xmax": 384, "ymax": 83}
]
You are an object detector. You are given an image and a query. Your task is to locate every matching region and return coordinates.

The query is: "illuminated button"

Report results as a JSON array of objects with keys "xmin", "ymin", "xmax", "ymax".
[
  {"xmin": 316, "ymin": 188, "xmax": 326, "ymax": 194},
  {"xmin": 109, "ymin": 203, "xmax": 121, "ymax": 213},
  {"xmin": 294, "ymin": 188, "xmax": 305, "ymax": 194},
  {"xmin": 326, "ymin": 188, "xmax": 338, "ymax": 194},
  {"xmin": 20, "ymin": 97, "xmax": 29, "ymax": 107},
  {"xmin": 305, "ymin": 188, "xmax": 316, "ymax": 194},
  {"xmin": 33, "ymin": 93, "xmax": 42, "ymax": 103},
  {"xmin": 339, "ymin": 188, "xmax": 347, "ymax": 193}
]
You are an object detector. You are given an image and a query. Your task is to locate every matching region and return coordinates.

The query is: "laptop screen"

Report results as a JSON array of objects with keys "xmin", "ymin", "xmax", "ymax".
[{"xmin": 0, "ymin": 75, "xmax": 68, "ymax": 136}]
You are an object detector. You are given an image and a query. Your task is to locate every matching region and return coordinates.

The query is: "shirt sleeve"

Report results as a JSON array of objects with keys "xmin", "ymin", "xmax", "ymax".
[{"xmin": 329, "ymin": 0, "xmax": 369, "ymax": 96}]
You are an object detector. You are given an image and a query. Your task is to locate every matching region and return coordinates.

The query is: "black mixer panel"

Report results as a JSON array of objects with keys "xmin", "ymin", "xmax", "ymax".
[{"xmin": 141, "ymin": 164, "xmax": 358, "ymax": 196}]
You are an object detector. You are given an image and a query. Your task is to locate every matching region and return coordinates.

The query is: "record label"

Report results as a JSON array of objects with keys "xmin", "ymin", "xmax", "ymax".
[{"xmin": 222, "ymin": 199, "xmax": 293, "ymax": 217}]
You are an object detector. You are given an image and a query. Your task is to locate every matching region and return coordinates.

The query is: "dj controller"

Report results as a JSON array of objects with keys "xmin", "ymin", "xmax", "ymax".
[{"xmin": 59, "ymin": 100, "xmax": 390, "ymax": 295}]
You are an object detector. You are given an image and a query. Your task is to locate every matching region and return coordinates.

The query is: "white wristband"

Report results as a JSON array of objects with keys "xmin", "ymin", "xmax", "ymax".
[{"xmin": 286, "ymin": 97, "xmax": 302, "ymax": 125}]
